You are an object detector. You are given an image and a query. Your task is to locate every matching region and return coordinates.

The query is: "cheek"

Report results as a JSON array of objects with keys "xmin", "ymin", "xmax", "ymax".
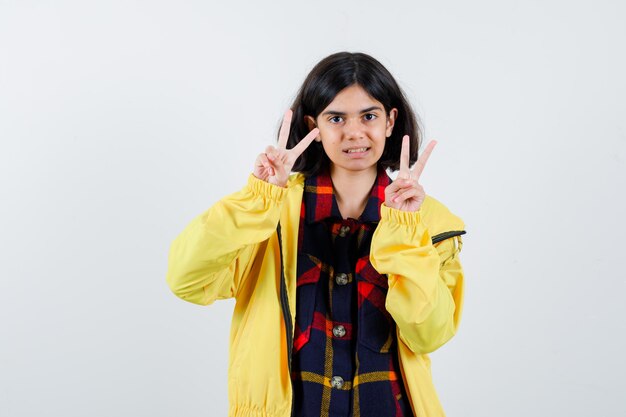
[
  {"xmin": 321, "ymin": 141, "xmax": 339, "ymax": 157},
  {"xmin": 318, "ymin": 130, "xmax": 341, "ymax": 148}
]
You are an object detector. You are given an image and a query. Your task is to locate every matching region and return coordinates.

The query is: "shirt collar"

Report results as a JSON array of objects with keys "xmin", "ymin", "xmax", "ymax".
[{"xmin": 303, "ymin": 165, "xmax": 391, "ymax": 224}]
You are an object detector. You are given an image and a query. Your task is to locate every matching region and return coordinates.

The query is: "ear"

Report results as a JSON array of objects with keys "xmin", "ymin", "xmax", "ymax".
[
  {"xmin": 385, "ymin": 108, "xmax": 398, "ymax": 138},
  {"xmin": 305, "ymin": 115, "xmax": 321, "ymax": 142}
]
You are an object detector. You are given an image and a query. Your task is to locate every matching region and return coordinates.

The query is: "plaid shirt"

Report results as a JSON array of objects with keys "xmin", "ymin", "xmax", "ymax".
[{"xmin": 291, "ymin": 165, "xmax": 414, "ymax": 417}]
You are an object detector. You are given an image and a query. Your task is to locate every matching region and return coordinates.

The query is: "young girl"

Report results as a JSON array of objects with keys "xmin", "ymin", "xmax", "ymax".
[{"xmin": 166, "ymin": 52, "xmax": 466, "ymax": 417}]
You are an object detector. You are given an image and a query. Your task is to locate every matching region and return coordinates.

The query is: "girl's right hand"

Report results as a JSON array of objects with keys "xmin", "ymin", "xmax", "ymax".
[{"xmin": 253, "ymin": 109, "xmax": 319, "ymax": 188}]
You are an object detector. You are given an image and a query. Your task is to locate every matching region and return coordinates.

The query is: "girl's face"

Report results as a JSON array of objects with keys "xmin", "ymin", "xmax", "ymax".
[{"xmin": 306, "ymin": 84, "xmax": 397, "ymax": 177}]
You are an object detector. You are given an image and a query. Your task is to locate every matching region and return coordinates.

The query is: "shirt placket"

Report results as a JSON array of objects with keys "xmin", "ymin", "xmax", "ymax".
[{"xmin": 327, "ymin": 218, "xmax": 357, "ymax": 415}]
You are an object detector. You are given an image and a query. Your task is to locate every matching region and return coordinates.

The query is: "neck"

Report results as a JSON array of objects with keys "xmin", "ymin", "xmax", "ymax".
[{"xmin": 329, "ymin": 165, "xmax": 378, "ymax": 219}]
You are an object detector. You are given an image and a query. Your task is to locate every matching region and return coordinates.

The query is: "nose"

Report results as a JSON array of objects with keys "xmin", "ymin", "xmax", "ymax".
[{"xmin": 343, "ymin": 117, "xmax": 365, "ymax": 140}]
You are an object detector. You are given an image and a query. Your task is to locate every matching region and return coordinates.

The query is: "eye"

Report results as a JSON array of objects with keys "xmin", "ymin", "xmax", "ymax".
[
  {"xmin": 363, "ymin": 113, "xmax": 377, "ymax": 121},
  {"xmin": 329, "ymin": 116, "xmax": 343, "ymax": 123}
]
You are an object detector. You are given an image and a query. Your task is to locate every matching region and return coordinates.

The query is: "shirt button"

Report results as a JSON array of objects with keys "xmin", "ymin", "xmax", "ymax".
[
  {"xmin": 338, "ymin": 225, "xmax": 350, "ymax": 237},
  {"xmin": 331, "ymin": 376, "xmax": 344, "ymax": 389},
  {"xmin": 335, "ymin": 273, "xmax": 348, "ymax": 286},
  {"xmin": 332, "ymin": 324, "xmax": 346, "ymax": 338}
]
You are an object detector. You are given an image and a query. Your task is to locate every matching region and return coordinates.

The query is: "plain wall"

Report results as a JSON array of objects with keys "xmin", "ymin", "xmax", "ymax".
[{"xmin": 1, "ymin": 0, "xmax": 625, "ymax": 416}]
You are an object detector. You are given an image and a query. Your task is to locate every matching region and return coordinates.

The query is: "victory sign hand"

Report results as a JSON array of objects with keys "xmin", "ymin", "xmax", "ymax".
[
  {"xmin": 385, "ymin": 135, "xmax": 437, "ymax": 212},
  {"xmin": 253, "ymin": 109, "xmax": 319, "ymax": 188}
]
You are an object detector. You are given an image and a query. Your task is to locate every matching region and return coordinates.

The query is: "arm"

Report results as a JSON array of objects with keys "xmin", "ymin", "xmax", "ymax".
[
  {"xmin": 370, "ymin": 204, "xmax": 465, "ymax": 354},
  {"xmin": 166, "ymin": 109, "xmax": 317, "ymax": 306},
  {"xmin": 165, "ymin": 174, "xmax": 289, "ymax": 306}
]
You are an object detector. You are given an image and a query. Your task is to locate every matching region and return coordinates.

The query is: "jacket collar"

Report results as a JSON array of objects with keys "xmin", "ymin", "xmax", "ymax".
[{"xmin": 302, "ymin": 165, "xmax": 391, "ymax": 224}]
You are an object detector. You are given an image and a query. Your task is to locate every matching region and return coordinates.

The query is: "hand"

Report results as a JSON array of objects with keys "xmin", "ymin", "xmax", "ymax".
[
  {"xmin": 253, "ymin": 109, "xmax": 319, "ymax": 188},
  {"xmin": 384, "ymin": 135, "xmax": 437, "ymax": 212}
]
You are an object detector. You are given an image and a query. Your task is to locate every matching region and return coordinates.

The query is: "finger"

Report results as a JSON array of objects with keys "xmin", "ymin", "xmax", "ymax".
[
  {"xmin": 256, "ymin": 153, "xmax": 270, "ymax": 168},
  {"xmin": 398, "ymin": 135, "xmax": 410, "ymax": 179},
  {"xmin": 392, "ymin": 186, "xmax": 421, "ymax": 203},
  {"xmin": 385, "ymin": 177, "xmax": 411, "ymax": 195},
  {"xmin": 263, "ymin": 159, "xmax": 277, "ymax": 177},
  {"xmin": 265, "ymin": 145, "xmax": 278, "ymax": 160},
  {"xmin": 412, "ymin": 140, "xmax": 437, "ymax": 180},
  {"xmin": 264, "ymin": 150, "xmax": 285, "ymax": 181},
  {"xmin": 268, "ymin": 147, "xmax": 290, "ymax": 165},
  {"xmin": 254, "ymin": 153, "xmax": 273, "ymax": 179},
  {"xmin": 263, "ymin": 147, "xmax": 285, "ymax": 175},
  {"xmin": 259, "ymin": 154, "xmax": 273, "ymax": 171},
  {"xmin": 255, "ymin": 153, "xmax": 272, "ymax": 171},
  {"xmin": 277, "ymin": 109, "xmax": 293, "ymax": 150},
  {"xmin": 272, "ymin": 157, "xmax": 287, "ymax": 181},
  {"xmin": 289, "ymin": 128, "xmax": 319, "ymax": 158}
]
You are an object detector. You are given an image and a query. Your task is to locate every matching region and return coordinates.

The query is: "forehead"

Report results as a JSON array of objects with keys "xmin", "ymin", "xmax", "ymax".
[{"xmin": 323, "ymin": 84, "xmax": 383, "ymax": 113}]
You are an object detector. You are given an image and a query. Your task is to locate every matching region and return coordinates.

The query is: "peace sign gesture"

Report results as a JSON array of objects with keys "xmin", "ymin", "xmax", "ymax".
[
  {"xmin": 385, "ymin": 135, "xmax": 437, "ymax": 212},
  {"xmin": 253, "ymin": 110, "xmax": 319, "ymax": 188}
]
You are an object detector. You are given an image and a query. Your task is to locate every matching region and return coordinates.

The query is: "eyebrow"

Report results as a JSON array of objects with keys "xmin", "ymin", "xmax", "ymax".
[{"xmin": 320, "ymin": 106, "xmax": 384, "ymax": 117}]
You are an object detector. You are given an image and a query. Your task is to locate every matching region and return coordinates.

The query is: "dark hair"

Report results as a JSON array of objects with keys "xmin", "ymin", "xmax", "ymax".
[{"xmin": 283, "ymin": 51, "xmax": 422, "ymax": 176}]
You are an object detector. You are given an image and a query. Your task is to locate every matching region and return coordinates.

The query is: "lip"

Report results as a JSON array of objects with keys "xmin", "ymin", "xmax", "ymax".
[{"xmin": 343, "ymin": 147, "xmax": 371, "ymax": 158}]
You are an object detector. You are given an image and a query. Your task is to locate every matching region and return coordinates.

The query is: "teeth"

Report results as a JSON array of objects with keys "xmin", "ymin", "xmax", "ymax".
[{"xmin": 346, "ymin": 147, "xmax": 368, "ymax": 153}]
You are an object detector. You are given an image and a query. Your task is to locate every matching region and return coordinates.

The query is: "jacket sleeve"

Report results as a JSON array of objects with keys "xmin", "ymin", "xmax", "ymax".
[
  {"xmin": 369, "ymin": 203, "xmax": 465, "ymax": 354},
  {"xmin": 166, "ymin": 174, "xmax": 289, "ymax": 306}
]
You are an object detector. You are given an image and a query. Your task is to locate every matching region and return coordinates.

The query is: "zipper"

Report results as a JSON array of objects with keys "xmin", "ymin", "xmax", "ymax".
[
  {"xmin": 431, "ymin": 230, "xmax": 466, "ymax": 245},
  {"xmin": 276, "ymin": 223, "xmax": 295, "ymax": 416}
]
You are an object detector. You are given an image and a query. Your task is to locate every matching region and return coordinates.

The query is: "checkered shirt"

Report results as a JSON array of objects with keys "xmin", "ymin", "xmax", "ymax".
[{"xmin": 291, "ymin": 165, "xmax": 414, "ymax": 417}]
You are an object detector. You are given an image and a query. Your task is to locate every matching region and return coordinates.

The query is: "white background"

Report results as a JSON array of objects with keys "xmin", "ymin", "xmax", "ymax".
[{"xmin": 1, "ymin": 1, "xmax": 625, "ymax": 416}]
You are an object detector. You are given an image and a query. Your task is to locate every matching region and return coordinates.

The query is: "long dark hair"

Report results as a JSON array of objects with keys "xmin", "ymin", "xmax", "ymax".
[{"xmin": 284, "ymin": 52, "xmax": 422, "ymax": 176}]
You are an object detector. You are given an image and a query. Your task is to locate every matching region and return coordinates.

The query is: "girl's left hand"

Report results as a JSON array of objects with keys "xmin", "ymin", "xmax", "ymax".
[{"xmin": 385, "ymin": 136, "xmax": 437, "ymax": 212}]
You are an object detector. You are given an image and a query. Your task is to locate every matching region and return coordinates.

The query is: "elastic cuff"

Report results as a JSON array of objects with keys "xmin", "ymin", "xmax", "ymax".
[
  {"xmin": 380, "ymin": 203, "xmax": 423, "ymax": 226},
  {"xmin": 247, "ymin": 174, "xmax": 288, "ymax": 202}
]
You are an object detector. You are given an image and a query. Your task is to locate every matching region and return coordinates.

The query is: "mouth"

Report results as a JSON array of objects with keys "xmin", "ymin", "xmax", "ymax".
[{"xmin": 343, "ymin": 147, "xmax": 371, "ymax": 154}]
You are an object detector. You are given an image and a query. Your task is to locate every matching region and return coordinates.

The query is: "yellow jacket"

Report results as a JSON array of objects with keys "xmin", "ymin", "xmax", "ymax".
[{"xmin": 166, "ymin": 173, "xmax": 466, "ymax": 417}]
